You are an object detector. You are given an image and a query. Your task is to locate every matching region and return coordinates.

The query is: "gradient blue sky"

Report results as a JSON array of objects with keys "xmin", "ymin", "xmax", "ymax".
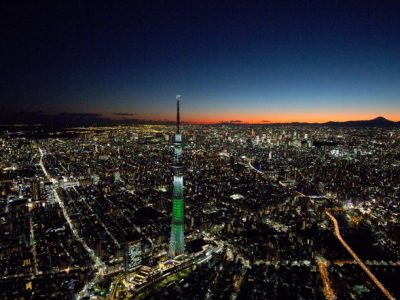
[{"xmin": 1, "ymin": 1, "xmax": 400, "ymax": 122}]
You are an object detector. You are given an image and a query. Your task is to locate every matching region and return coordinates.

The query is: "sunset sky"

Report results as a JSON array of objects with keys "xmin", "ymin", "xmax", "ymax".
[{"xmin": 1, "ymin": 1, "xmax": 400, "ymax": 123}]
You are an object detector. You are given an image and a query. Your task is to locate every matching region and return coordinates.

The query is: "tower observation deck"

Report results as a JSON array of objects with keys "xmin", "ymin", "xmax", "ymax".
[{"xmin": 169, "ymin": 95, "xmax": 185, "ymax": 257}]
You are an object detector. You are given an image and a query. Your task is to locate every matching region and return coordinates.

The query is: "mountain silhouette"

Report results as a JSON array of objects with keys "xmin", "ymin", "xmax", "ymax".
[{"xmin": 324, "ymin": 116, "xmax": 399, "ymax": 127}]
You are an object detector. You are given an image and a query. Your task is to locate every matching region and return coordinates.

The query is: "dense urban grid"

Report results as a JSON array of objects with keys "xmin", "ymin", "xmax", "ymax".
[{"xmin": 1, "ymin": 122, "xmax": 400, "ymax": 299}]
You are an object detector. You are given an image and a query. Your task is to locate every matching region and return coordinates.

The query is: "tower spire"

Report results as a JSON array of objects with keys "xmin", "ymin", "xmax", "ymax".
[{"xmin": 176, "ymin": 95, "xmax": 181, "ymax": 133}]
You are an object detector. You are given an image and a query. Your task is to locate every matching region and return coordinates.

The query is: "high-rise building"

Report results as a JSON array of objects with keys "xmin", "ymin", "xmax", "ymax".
[
  {"xmin": 31, "ymin": 178, "xmax": 40, "ymax": 201},
  {"xmin": 169, "ymin": 95, "xmax": 185, "ymax": 257},
  {"xmin": 125, "ymin": 240, "xmax": 142, "ymax": 272}
]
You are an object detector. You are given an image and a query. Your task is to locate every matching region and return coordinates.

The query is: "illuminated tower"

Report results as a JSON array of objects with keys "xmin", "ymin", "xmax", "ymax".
[{"xmin": 169, "ymin": 95, "xmax": 185, "ymax": 257}]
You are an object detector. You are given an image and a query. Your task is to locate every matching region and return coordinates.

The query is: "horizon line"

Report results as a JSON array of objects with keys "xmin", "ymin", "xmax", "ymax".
[{"xmin": 1, "ymin": 112, "xmax": 399, "ymax": 126}]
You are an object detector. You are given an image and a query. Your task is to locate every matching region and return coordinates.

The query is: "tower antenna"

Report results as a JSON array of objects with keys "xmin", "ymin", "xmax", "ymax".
[{"xmin": 176, "ymin": 95, "xmax": 181, "ymax": 133}]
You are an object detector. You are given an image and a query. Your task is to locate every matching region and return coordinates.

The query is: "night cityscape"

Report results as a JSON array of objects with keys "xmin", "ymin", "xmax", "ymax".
[{"xmin": 1, "ymin": 1, "xmax": 400, "ymax": 300}]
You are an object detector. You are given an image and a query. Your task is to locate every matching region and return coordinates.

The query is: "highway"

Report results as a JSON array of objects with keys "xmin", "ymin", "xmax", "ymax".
[{"xmin": 326, "ymin": 211, "xmax": 396, "ymax": 300}]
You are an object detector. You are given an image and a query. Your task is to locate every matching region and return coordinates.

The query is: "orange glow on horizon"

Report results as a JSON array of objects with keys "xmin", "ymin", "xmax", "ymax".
[{"xmin": 128, "ymin": 112, "xmax": 400, "ymax": 124}]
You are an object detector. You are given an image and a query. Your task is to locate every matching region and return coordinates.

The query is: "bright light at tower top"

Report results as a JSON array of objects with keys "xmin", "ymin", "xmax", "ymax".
[{"xmin": 176, "ymin": 95, "xmax": 181, "ymax": 100}]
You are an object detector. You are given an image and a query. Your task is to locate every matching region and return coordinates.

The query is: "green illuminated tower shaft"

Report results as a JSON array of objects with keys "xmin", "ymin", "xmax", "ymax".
[{"xmin": 169, "ymin": 95, "xmax": 184, "ymax": 257}]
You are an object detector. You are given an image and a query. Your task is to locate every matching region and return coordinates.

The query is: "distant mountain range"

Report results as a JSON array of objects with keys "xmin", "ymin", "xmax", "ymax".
[
  {"xmin": 285, "ymin": 116, "xmax": 400, "ymax": 127},
  {"xmin": 323, "ymin": 116, "xmax": 400, "ymax": 127},
  {"xmin": 217, "ymin": 116, "xmax": 400, "ymax": 127},
  {"xmin": 0, "ymin": 112, "xmax": 399, "ymax": 127}
]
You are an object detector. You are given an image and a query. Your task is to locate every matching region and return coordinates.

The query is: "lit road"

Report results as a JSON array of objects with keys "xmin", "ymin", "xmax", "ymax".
[
  {"xmin": 38, "ymin": 147, "xmax": 107, "ymax": 299},
  {"xmin": 247, "ymin": 159, "xmax": 265, "ymax": 176},
  {"xmin": 109, "ymin": 274, "xmax": 123, "ymax": 300},
  {"xmin": 326, "ymin": 211, "xmax": 396, "ymax": 300},
  {"xmin": 316, "ymin": 256, "xmax": 336, "ymax": 300},
  {"xmin": 28, "ymin": 198, "xmax": 39, "ymax": 276},
  {"xmin": 0, "ymin": 266, "xmax": 91, "ymax": 280},
  {"xmin": 335, "ymin": 260, "xmax": 400, "ymax": 267}
]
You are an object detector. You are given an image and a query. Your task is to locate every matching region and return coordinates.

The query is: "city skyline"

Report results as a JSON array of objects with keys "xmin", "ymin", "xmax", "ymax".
[
  {"xmin": 2, "ymin": 121, "xmax": 400, "ymax": 299},
  {"xmin": 1, "ymin": 1, "xmax": 400, "ymax": 123}
]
